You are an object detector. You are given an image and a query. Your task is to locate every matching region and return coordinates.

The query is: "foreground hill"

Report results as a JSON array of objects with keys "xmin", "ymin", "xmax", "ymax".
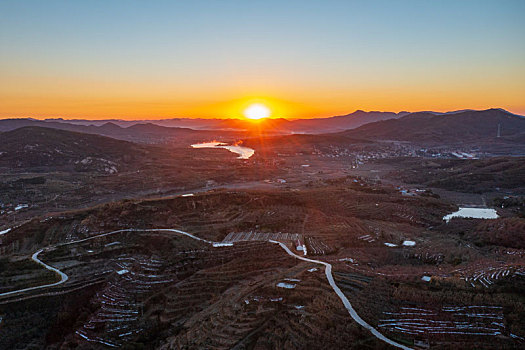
[
  {"xmin": 0, "ymin": 126, "xmax": 150, "ymax": 171},
  {"xmin": 0, "ymin": 181, "xmax": 523, "ymax": 349},
  {"xmin": 342, "ymin": 109, "xmax": 525, "ymax": 145},
  {"xmin": 0, "ymin": 127, "xmax": 283, "ymax": 226}
]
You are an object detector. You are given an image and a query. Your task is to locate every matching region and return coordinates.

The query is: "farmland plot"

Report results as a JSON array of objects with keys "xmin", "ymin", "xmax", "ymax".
[{"xmin": 379, "ymin": 305, "xmax": 507, "ymax": 337}]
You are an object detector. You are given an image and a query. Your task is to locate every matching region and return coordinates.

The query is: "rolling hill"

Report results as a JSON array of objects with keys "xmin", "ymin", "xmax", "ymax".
[
  {"xmin": 0, "ymin": 126, "xmax": 150, "ymax": 171},
  {"xmin": 341, "ymin": 109, "xmax": 525, "ymax": 144},
  {"xmin": 383, "ymin": 156, "xmax": 525, "ymax": 193},
  {"xmin": 1, "ymin": 110, "xmax": 409, "ymax": 137},
  {"xmin": 0, "ymin": 119, "xmax": 243, "ymax": 145}
]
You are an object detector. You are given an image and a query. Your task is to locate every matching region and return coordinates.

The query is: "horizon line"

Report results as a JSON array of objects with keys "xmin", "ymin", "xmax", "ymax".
[{"xmin": 1, "ymin": 107, "xmax": 523, "ymax": 122}]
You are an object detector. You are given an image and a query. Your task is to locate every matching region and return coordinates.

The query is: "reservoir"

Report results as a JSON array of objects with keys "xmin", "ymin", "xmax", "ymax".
[
  {"xmin": 443, "ymin": 207, "xmax": 499, "ymax": 223},
  {"xmin": 191, "ymin": 141, "xmax": 255, "ymax": 159}
]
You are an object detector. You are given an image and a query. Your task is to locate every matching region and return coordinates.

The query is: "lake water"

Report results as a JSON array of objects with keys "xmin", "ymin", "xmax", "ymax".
[
  {"xmin": 402, "ymin": 240, "xmax": 416, "ymax": 247},
  {"xmin": 191, "ymin": 141, "xmax": 255, "ymax": 159},
  {"xmin": 443, "ymin": 207, "xmax": 499, "ymax": 223}
]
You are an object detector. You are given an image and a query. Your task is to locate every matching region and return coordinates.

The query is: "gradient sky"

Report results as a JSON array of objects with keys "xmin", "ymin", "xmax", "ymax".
[{"xmin": 1, "ymin": 0, "xmax": 524, "ymax": 119}]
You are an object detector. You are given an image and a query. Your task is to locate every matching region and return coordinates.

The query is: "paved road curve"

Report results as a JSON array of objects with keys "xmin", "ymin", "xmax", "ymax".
[
  {"xmin": 269, "ymin": 240, "xmax": 412, "ymax": 350},
  {"xmin": 1, "ymin": 228, "xmax": 412, "ymax": 349},
  {"xmin": 0, "ymin": 248, "xmax": 69, "ymax": 298},
  {"xmin": 0, "ymin": 228, "xmax": 209, "ymax": 299}
]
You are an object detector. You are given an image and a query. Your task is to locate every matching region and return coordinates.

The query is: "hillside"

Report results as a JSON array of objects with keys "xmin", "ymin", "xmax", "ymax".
[
  {"xmin": 211, "ymin": 110, "xmax": 408, "ymax": 133},
  {"xmin": 0, "ymin": 127, "xmax": 149, "ymax": 171},
  {"xmin": 286, "ymin": 110, "xmax": 409, "ymax": 133},
  {"xmin": 1, "ymin": 182, "xmax": 524, "ymax": 349},
  {"xmin": 342, "ymin": 109, "xmax": 525, "ymax": 145},
  {"xmin": 383, "ymin": 156, "xmax": 525, "ymax": 194},
  {"xmin": 0, "ymin": 119, "xmax": 244, "ymax": 145},
  {"xmin": 1, "ymin": 110, "xmax": 409, "ymax": 137},
  {"xmin": 0, "ymin": 126, "xmax": 287, "ymax": 229},
  {"xmin": 6, "ymin": 110, "xmax": 523, "ymax": 140}
]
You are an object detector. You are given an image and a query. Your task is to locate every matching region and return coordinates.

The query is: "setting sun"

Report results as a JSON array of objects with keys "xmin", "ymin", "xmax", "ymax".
[{"xmin": 243, "ymin": 103, "xmax": 271, "ymax": 120}]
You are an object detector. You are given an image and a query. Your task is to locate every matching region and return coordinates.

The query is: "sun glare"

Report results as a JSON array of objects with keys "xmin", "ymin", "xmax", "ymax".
[{"xmin": 243, "ymin": 103, "xmax": 270, "ymax": 120}]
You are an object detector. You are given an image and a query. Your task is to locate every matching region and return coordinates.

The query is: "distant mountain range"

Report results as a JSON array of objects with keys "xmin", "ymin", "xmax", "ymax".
[
  {"xmin": 3, "ymin": 110, "xmax": 411, "ymax": 135},
  {"xmin": 1, "ymin": 110, "xmax": 412, "ymax": 144},
  {"xmin": 0, "ymin": 119, "xmax": 244, "ymax": 145},
  {"xmin": 341, "ymin": 109, "xmax": 525, "ymax": 144},
  {"xmin": 1, "ymin": 109, "xmax": 523, "ymax": 146},
  {"xmin": 1, "ymin": 109, "xmax": 524, "ymax": 174},
  {"xmin": 40, "ymin": 110, "xmax": 410, "ymax": 132}
]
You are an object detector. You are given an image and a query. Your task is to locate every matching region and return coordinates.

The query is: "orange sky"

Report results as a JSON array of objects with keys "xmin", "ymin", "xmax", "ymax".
[
  {"xmin": 2, "ymin": 70, "xmax": 524, "ymax": 119},
  {"xmin": 1, "ymin": 1, "xmax": 524, "ymax": 120}
]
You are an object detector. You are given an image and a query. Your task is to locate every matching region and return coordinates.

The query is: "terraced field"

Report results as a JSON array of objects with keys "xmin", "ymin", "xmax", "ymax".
[
  {"xmin": 455, "ymin": 264, "xmax": 525, "ymax": 289},
  {"xmin": 1, "ymin": 183, "xmax": 524, "ymax": 349},
  {"xmin": 378, "ymin": 305, "xmax": 507, "ymax": 337}
]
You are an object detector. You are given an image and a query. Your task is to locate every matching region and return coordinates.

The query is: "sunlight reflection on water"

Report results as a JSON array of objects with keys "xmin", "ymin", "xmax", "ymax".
[{"xmin": 191, "ymin": 142, "xmax": 255, "ymax": 159}]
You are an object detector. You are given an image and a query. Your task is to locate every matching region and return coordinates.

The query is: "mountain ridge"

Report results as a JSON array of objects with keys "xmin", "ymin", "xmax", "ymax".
[
  {"xmin": 340, "ymin": 109, "xmax": 525, "ymax": 144},
  {"xmin": 1, "ymin": 109, "xmax": 523, "ymax": 145}
]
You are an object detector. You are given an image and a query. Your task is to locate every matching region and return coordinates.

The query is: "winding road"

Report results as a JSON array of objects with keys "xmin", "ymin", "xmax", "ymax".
[
  {"xmin": 269, "ymin": 240, "xmax": 412, "ymax": 350},
  {"xmin": 0, "ymin": 229, "xmax": 209, "ymax": 300},
  {"xmin": 0, "ymin": 248, "xmax": 69, "ymax": 298},
  {"xmin": 1, "ymin": 228, "xmax": 412, "ymax": 349}
]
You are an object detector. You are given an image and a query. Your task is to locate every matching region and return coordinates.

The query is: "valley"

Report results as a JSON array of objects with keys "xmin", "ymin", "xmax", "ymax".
[{"xmin": 0, "ymin": 109, "xmax": 524, "ymax": 349}]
